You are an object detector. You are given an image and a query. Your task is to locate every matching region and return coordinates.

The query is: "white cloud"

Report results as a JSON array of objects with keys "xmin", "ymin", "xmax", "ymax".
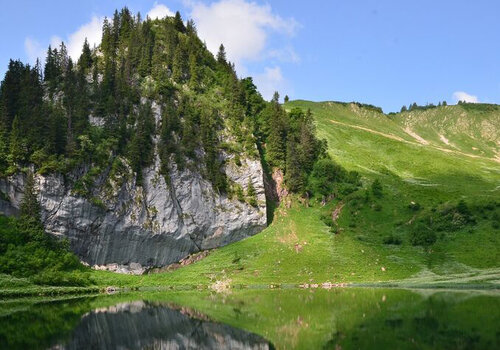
[
  {"xmin": 186, "ymin": 0, "xmax": 298, "ymax": 99},
  {"xmin": 147, "ymin": 2, "xmax": 174, "ymax": 20},
  {"xmin": 24, "ymin": 37, "xmax": 45, "ymax": 65},
  {"xmin": 453, "ymin": 91, "xmax": 479, "ymax": 104},
  {"xmin": 66, "ymin": 16, "xmax": 104, "ymax": 59},
  {"xmin": 188, "ymin": 0, "xmax": 298, "ymax": 68},
  {"xmin": 27, "ymin": 16, "xmax": 104, "ymax": 63},
  {"xmin": 267, "ymin": 46, "xmax": 301, "ymax": 63},
  {"xmin": 253, "ymin": 66, "xmax": 287, "ymax": 100}
]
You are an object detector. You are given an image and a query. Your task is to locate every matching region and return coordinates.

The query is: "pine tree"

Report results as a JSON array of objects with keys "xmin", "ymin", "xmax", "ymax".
[
  {"xmin": 58, "ymin": 42, "xmax": 69, "ymax": 74},
  {"xmin": 44, "ymin": 46, "xmax": 60, "ymax": 88},
  {"xmin": 174, "ymin": 11, "xmax": 186, "ymax": 33},
  {"xmin": 265, "ymin": 100, "xmax": 287, "ymax": 169},
  {"xmin": 188, "ymin": 53, "xmax": 200, "ymax": 90},
  {"xmin": 9, "ymin": 115, "xmax": 27, "ymax": 164},
  {"xmin": 20, "ymin": 171, "xmax": 41, "ymax": 226},
  {"xmin": 78, "ymin": 38, "xmax": 93, "ymax": 71},
  {"xmin": 172, "ymin": 44, "xmax": 188, "ymax": 83},
  {"xmin": 217, "ymin": 44, "xmax": 227, "ymax": 64},
  {"xmin": 186, "ymin": 19, "xmax": 196, "ymax": 36},
  {"xmin": 272, "ymin": 91, "xmax": 280, "ymax": 103},
  {"xmin": 298, "ymin": 114, "xmax": 319, "ymax": 174},
  {"xmin": 128, "ymin": 102, "xmax": 155, "ymax": 185},
  {"xmin": 284, "ymin": 138, "xmax": 305, "ymax": 193},
  {"xmin": 0, "ymin": 60, "xmax": 24, "ymax": 129},
  {"xmin": 246, "ymin": 178, "xmax": 257, "ymax": 207},
  {"xmin": 63, "ymin": 59, "xmax": 78, "ymax": 154}
]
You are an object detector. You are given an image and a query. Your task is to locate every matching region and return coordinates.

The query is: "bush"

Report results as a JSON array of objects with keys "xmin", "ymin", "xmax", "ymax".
[
  {"xmin": 246, "ymin": 179, "xmax": 258, "ymax": 207},
  {"xmin": 373, "ymin": 203, "xmax": 382, "ymax": 212},
  {"xmin": 410, "ymin": 224, "xmax": 436, "ymax": 246},
  {"xmin": 320, "ymin": 213, "xmax": 334, "ymax": 227},
  {"xmin": 371, "ymin": 179, "xmax": 383, "ymax": 198},
  {"xmin": 408, "ymin": 202, "xmax": 421, "ymax": 211},
  {"xmin": 234, "ymin": 184, "xmax": 245, "ymax": 202},
  {"xmin": 308, "ymin": 159, "xmax": 361, "ymax": 199},
  {"xmin": 0, "ymin": 216, "xmax": 91, "ymax": 286},
  {"xmin": 383, "ymin": 235, "xmax": 402, "ymax": 245}
]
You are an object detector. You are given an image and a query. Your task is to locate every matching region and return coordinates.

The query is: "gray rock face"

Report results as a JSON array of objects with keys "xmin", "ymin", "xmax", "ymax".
[{"xmin": 0, "ymin": 152, "xmax": 266, "ymax": 272}]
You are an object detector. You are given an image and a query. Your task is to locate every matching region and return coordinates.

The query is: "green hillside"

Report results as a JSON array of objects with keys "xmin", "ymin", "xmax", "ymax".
[
  {"xmin": 396, "ymin": 103, "xmax": 500, "ymax": 160},
  {"xmin": 86, "ymin": 100, "xmax": 500, "ymax": 289}
]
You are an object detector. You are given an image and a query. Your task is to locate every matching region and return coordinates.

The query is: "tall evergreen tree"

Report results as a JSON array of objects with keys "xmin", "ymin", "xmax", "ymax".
[
  {"xmin": 285, "ymin": 138, "xmax": 305, "ymax": 193},
  {"xmin": 217, "ymin": 44, "xmax": 227, "ymax": 64},
  {"xmin": 172, "ymin": 43, "xmax": 188, "ymax": 83},
  {"xmin": 9, "ymin": 115, "xmax": 27, "ymax": 164},
  {"xmin": 78, "ymin": 38, "xmax": 93, "ymax": 71},
  {"xmin": 20, "ymin": 171, "xmax": 41, "ymax": 226},
  {"xmin": 174, "ymin": 11, "xmax": 186, "ymax": 33},
  {"xmin": 188, "ymin": 53, "xmax": 200, "ymax": 90}
]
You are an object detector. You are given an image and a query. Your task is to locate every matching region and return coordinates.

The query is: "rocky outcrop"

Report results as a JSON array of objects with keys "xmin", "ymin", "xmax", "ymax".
[{"xmin": 0, "ymin": 151, "xmax": 266, "ymax": 273}]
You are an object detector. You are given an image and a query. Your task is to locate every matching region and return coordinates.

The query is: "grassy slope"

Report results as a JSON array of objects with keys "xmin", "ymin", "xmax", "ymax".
[
  {"xmin": 395, "ymin": 104, "xmax": 500, "ymax": 159},
  {"xmin": 86, "ymin": 100, "xmax": 500, "ymax": 288},
  {"xmin": 2, "ymin": 101, "xmax": 499, "ymax": 292}
]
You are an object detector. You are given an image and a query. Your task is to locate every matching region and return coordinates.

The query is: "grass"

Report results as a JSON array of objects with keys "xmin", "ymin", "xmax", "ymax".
[{"xmin": 0, "ymin": 274, "xmax": 101, "ymax": 298}]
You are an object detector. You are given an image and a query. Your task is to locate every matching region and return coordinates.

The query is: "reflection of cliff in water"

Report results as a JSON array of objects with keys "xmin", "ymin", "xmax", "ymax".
[{"xmin": 56, "ymin": 301, "xmax": 274, "ymax": 350}]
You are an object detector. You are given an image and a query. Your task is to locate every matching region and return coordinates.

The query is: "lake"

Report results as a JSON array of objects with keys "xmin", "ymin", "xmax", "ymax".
[{"xmin": 0, "ymin": 288, "xmax": 498, "ymax": 349}]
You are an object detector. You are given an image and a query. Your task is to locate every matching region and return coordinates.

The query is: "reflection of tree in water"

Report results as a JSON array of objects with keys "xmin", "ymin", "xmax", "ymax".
[
  {"xmin": 0, "ymin": 297, "xmax": 93, "ymax": 350},
  {"xmin": 59, "ymin": 301, "xmax": 274, "ymax": 350},
  {"xmin": 323, "ymin": 293, "xmax": 496, "ymax": 350}
]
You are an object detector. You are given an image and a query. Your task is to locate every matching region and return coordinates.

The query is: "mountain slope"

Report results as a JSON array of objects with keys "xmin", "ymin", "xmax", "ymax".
[
  {"xmin": 0, "ymin": 9, "xmax": 270, "ymax": 273},
  {"xmin": 89, "ymin": 100, "xmax": 500, "ymax": 287}
]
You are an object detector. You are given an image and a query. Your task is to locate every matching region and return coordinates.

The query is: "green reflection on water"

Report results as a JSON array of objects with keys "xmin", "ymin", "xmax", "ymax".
[{"xmin": 0, "ymin": 288, "xmax": 498, "ymax": 349}]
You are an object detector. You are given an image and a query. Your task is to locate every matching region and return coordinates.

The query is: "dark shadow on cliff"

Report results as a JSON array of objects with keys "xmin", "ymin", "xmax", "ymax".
[{"xmin": 257, "ymin": 143, "xmax": 278, "ymax": 225}]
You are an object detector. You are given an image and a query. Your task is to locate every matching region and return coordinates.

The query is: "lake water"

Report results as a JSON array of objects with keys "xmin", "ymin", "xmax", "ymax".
[{"xmin": 0, "ymin": 288, "xmax": 498, "ymax": 349}]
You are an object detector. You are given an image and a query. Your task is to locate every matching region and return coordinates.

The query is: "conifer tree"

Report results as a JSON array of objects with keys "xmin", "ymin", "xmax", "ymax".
[
  {"xmin": 186, "ymin": 19, "xmax": 196, "ymax": 36},
  {"xmin": 246, "ymin": 178, "xmax": 257, "ymax": 207},
  {"xmin": 63, "ymin": 59, "xmax": 77, "ymax": 153},
  {"xmin": 217, "ymin": 44, "xmax": 227, "ymax": 64},
  {"xmin": 20, "ymin": 171, "xmax": 41, "ymax": 226},
  {"xmin": 172, "ymin": 44, "xmax": 188, "ymax": 83},
  {"xmin": 44, "ymin": 46, "xmax": 61, "ymax": 91},
  {"xmin": 9, "ymin": 115, "xmax": 27, "ymax": 164},
  {"xmin": 58, "ymin": 42, "xmax": 69, "ymax": 74},
  {"xmin": 188, "ymin": 53, "xmax": 200, "ymax": 89},
  {"xmin": 174, "ymin": 11, "xmax": 186, "ymax": 33},
  {"xmin": 285, "ymin": 138, "xmax": 305, "ymax": 193},
  {"xmin": 78, "ymin": 38, "xmax": 93, "ymax": 71}
]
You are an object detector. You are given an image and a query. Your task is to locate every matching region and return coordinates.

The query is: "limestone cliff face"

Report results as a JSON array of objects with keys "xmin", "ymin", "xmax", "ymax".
[{"xmin": 0, "ymin": 150, "xmax": 266, "ymax": 273}]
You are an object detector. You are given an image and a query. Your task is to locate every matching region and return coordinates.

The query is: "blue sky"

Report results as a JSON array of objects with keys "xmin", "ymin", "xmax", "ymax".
[{"xmin": 1, "ymin": 0, "xmax": 499, "ymax": 112}]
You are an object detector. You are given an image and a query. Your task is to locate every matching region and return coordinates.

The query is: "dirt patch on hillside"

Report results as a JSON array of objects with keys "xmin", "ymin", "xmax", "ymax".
[
  {"xmin": 404, "ymin": 127, "xmax": 429, "ymax": 145},
  {"xmin": 149, "ymin": 250, "xmax": 212, "ymax": 273},
  {"xmin": 329, "ymin": 119, "xmax": 500, "ymax": 164}
]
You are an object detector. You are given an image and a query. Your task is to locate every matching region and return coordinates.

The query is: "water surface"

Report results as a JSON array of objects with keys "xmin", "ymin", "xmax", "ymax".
[{"xmin": 0, "ymin": 288, "xmax": 498, "ymax": 349}]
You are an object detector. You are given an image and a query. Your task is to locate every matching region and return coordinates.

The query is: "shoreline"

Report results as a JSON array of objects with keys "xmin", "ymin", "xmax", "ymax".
[{"xmin": 1, "ymin": 280, "xmax": 498, "ymax": 299}]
